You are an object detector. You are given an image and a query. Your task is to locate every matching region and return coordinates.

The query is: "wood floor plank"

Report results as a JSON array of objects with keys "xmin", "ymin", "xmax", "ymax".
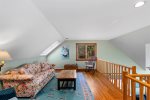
[
  {"xmin": 56, "ymin": 70, "xmax": 131, "ymax": 100},
  {"xmin": 83, "ymin": 71, "xmax": 124, "ymax": 100}
]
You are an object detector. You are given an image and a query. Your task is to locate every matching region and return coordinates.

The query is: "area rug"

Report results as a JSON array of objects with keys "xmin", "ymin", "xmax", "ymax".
[{"xmin": 19, "ymin": 73, "xmax": 94, "ymax": 100}]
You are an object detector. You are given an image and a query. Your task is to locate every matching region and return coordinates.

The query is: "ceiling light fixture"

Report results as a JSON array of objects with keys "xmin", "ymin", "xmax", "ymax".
[{"xmin": 135, "ymin": 1, "xmax": 145, "ymax": 8}]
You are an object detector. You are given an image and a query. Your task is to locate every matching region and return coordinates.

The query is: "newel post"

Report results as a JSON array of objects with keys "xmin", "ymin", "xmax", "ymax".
[
  {"xmin": 123, "ymin": 71, "xmax": 128, "ymax": 100},
  {"xmin": 131, "ymin": 66, "xmax": 136, "ymax": 100},
  {"xmin": 132, "ymin": 66, "xmax": 136, "ymax": 74},
  {"xmin": 147, "ymin": 77, "xmax": 150, "ymax": 100}
]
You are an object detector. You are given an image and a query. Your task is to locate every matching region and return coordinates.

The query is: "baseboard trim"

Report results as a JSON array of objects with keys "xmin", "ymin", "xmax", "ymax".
[{"xmin": 55, "ymin": 68, "xmax": 86, "ymax": 72}]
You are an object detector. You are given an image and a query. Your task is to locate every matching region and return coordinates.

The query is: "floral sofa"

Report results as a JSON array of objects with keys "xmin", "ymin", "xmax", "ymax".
[{"xmin": 0, "ymin": 63, "xmax": 55, "ymax": 98}]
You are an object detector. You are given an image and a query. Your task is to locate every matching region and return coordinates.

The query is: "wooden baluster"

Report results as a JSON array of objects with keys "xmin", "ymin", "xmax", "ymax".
[
  {"xmin": 131, "ymin": 81, "xmax": 136, "ymax": 100},
  {"xmin": 122, "ymin": 66, "xmax": 126, "ymax": 91},
  {"xmin": 140, "ymin": 76, "xmax": 144, "ymax": 100},
  {"xmin": 115, "ymin": 64, "xmax": 118, "ymax": 88},
  {"xmin": 144, "ymin": 77, "xmax": 147, "ymax": 99},
  {"xmin": 109, "ymin": 63, "xmax": 111, "ymax": 82},
  {"xmin": 99, "ymin": 60, "xmax": 101, "ymax": 73},
  {"xmin": 101, "ymin": 60, "xmax": 103, "ymax": 73},
  {"xmin": 113, "ymin": 64, "xmax": 114, "ymax": 84},
  {"xmin": 106, "ymin": 62, "xmax": 108, "ymax": 78},
  {"xmin": 123, "ymin": 71, "xmax": 128, "ymax": 100},
  {"xmin": 121, "ymin": 66, "xmax": 123, "ymax": 91},
  {"xmin": 96, "ymin": 58, "xmax": 98, "ymax": 71},
  {"xmin": 110, "ymin": 63, "xmax": 112, "ymax": 83},
  {"xmin": 103, "ymin": 61, "xmax": 105, "ymax": 74},
  {"xmin": 123, "ymin": 66, "xmax": 125, "ymax": 71},
  {"xmin": 112, "ymin": 64, "xmax": 114, "ymax": 84},
  {"xmin": 125, "ymin": 67, "xmax": 127, "ymax": 71},
  {"xmin": 128, "ymin": 68, "xmax": 131, "ymax": 96},
  {"xmin": 112, "ymin": 63, "xmax": 115, "ymax": 84},
  {"xmin": 110, "ymin": 63, "xmax": 113, "ymax": 83},
  {"xmin": 108, "ymin": 63, "xmax": 110, "ymax": 81},
  {"xmin": 105, "ymin": 61, "xmax": 106, "ymax": 74},
  {"xmin": 117, "ymin": 65, "xmax": 119, "ymax": 88},
  {"xmin": 147, "ymin": 77, "xmax": 150, "ymax": 100},
  {"xmin": 102, "ymin": 60, "xmax": 103, "ymax": 73},
  {"xmin": 114, "ymin": 64, "xmax": 117, "ymax": 87},
  {"xmin": 131, "ymin": 66, "xmax": 136, "ymax": 100},
  {"xmin": 119, "ymin": 65, "xmax": 121, "ymax": 90}
]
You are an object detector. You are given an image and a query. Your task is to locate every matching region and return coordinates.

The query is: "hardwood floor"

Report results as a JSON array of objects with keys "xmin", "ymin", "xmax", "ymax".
[
  {"xmin": 83, "ymin": 71, "xmax": 123, "ymax": 100},
  {"xmin": 56, "ymin": 69, "xmax": 129, "ymax": 100}
]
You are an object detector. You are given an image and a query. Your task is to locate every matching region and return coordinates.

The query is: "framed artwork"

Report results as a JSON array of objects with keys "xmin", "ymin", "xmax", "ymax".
[
  {"xmin": 61, "ymin": 46, "xmax": 69, "ymax": 58},
  {"xmin": 76, "ymin": 43, "xmax": 97, "ymax": 61}
]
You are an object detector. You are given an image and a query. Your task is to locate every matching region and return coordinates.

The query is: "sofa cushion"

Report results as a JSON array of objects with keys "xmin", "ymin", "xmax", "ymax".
[
  {"xmin": 5, "ymin": 68, "xmax": 28, "ymax": 75},
  {"xmin": 5, "ymin": 70, "xmax": 18, "ymax": 75},
  {"xmin": 22, "ymin": 64, "xmax": 36, "ymax": 75},
  {"xmin": 0, "ymin": 74, "xmax": 33, "ymax": 80},
  {"xmin": 33, "ymin": 69, "xmax": 54, "ymax": 85},
  {"xmin": 40, "ymin": 63, "xmax": 51, "ymax": 71},
  {"xmin": 34, "ymin": 64, "xmax": 41, "ymax": 73},
  {"xmin": 22, "ymin": 64, "xmax": 42, "ymax": 75},
  {"xmin": 18, "ymin": 68, "xmax": 27, "ymax": 75}
]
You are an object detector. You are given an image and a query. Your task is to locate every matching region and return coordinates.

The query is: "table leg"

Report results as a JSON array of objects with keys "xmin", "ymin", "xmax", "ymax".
[
  {"xmin": 74, "ymin": 79, "xmax": 76, "ymax": 90},
  {"xmin": 62, "ymin": 81, "xmax": 64, "ymax": 87},
  {"xmin": 58, "ymin": 80, "xmax": 60, "ymax": 90}
]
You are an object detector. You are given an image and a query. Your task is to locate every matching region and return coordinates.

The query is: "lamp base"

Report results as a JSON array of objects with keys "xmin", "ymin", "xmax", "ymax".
[{"xmin": 0, "ymin": 64, "xmax": 4, "ymax": 71}]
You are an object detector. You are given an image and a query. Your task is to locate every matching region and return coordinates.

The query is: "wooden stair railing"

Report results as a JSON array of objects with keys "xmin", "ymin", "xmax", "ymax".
[
  {"xmin": 123, "ymin": 67, "xmax": 150, "ymax": 100},
  {"xmin": 97, "ymin": 59, "xmax": 150, "ymax": 100},
  {"xmin": 97, "ymin": 59, "xmax": 133, "ymax": 92}
]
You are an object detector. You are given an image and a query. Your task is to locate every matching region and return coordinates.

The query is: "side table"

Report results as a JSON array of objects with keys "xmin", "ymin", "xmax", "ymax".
[{"xmin": 64, "ymin": 64, "xmax": 78, "ymax": 70}]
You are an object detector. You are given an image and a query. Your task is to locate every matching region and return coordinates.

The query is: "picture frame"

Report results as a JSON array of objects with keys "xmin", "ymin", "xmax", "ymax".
[{"xmin": 76, "ymin": 43, "xmax": 97, "ymax": 61}]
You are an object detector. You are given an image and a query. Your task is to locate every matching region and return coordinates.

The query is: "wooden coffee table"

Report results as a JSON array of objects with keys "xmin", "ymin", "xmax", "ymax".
[{"xmin": 56, "ymin": 70, "xmax": 77, "ymax": 90}]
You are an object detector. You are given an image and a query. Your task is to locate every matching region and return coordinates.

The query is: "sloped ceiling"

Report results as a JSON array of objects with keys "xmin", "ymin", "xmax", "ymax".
[
  {"xmin": 111, "ymin": 25, "xmax": 150, "ymax": 68},
  {"xmin": 0, "ymin": 0, "xmax": 63, "ymax": 60},
  {"xmin": 33, "ymin": 0, "xmax": 150, "ymax": 40},
  {"xmin": 1, "ymin": 0, "xmax": 150, "ymax": 62}
]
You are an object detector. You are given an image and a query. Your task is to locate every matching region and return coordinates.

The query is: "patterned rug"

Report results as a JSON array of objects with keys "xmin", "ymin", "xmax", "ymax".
[{"xmin": 19, "ymin": 73, "xmax": 94, "ymax": 100}]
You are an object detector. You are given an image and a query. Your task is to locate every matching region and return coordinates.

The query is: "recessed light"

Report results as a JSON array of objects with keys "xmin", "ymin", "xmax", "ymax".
[{"xmin": 135, "ymin": 1, "xmax": 145, "ymax": 8}]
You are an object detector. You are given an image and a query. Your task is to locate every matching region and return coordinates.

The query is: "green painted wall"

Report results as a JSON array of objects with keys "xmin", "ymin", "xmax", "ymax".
[
  {"xmin": 1, "ymin": 56, "xmax": 46, "ymax": 72},
  {"xmin": 1, "ymin": 40, "xmax": 147, "ymax": 75},
  {"xmin": 47, "ymin": 40, "xmax": 139, "ymax": 69}
]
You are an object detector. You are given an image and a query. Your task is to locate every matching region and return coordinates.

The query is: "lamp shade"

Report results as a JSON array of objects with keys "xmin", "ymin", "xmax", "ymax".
[{"xmin": 0, "ymin": 50, "xmax": 12, "ymax": 60}]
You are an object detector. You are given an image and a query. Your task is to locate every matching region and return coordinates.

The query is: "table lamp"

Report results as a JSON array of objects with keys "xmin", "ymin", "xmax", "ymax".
[{"xmin": 0, "ymin": 50, "xmax": 12, "ymax": 71}]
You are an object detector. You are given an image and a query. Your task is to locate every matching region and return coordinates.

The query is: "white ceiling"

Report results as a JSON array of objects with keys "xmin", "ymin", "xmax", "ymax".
[
  {"xmin": 0, "ymin": 0, "xmax": 63, "ymax": 59},
  {"xmin": 33, "ymin": 0, "xmax": 150, "ymax": 40},
  {"xmin": 1, "ymin": 0, "xmax": 150, "ymax": 60}
]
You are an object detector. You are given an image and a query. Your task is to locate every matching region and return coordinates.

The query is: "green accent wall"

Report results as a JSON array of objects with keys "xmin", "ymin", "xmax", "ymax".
[
  {"xmin": 47, "ymin": 40, "xmax": 139, "ymax": 69},
  {"xmin": 1, "ymin": 56, "xmax": 46, "ymax": 72},
  {"xmin": 0, "ymin": 40, "xmax": 148, "ymax": 77}
]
